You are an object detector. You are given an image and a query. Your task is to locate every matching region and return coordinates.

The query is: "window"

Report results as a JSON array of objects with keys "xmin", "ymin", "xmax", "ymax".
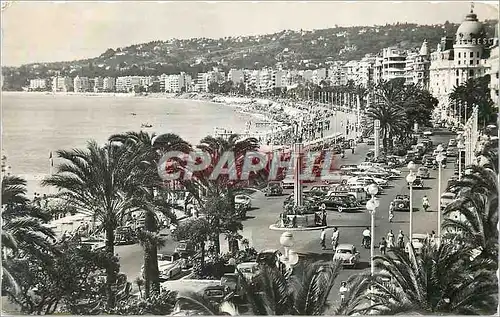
[
  {"xmin": 469, "ymin": 69, "xmax": 474, "ymax": 76},
  {"xmin": 458, "ymin": 60, "xmax": 461, "ymax": 65},
  {"xmin": 456, "ymin": 70, "xmax": 459, "ymax": 76},
  {"xmin": 456, "ymin": 78, "xmax": 459, "ymax": 86},
  {"xmin": 458, "ymin": 52, "xmax": 461, "ymax": 58},
  {"xmin": 477, "ymin": 51, "xmax": 480, "ymax": 58},
  {"xmin": 470, "ymin": 52, "xmax": 474, "ymax": 57},
  {"xmin": 477, "ymin": 60, "xmax": 479, "ymax": 65},
  {"xmin": 470, "ymin": 59, "xmax": 473, "ymax": 65}
]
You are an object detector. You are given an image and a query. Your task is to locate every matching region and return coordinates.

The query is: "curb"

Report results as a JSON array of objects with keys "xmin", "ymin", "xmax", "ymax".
[{"xmin": 269, "ymin": 224, "xmax": 370, "ymax": 231}]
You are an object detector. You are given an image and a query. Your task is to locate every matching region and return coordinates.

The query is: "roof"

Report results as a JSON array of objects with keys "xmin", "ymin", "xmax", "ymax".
[
  {"xmin": 336, "ymin": 243, "xmax": 355, "ymax": 250},
  {"xmin": 456, "ymin": 12, "xmax": 486, "ymax": 42}
]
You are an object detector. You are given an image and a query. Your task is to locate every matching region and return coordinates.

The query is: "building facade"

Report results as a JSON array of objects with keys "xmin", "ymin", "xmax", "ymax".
[
  {"xmin": 429, "ymin": 10, "xmax": 492, "ymax": 116},
  {"xmin": 73, "ymin": 76, "xmax": 90, "ymax": 93},
  {"xmin": 102, "ymin": 77, "xmax": 116, "ymax": 92},
  {"xmin": 52, "ymin": 76, "xmax": 72, "ymax": 92},
  {"xmin": 29, "ymin": 78, "xmax": 48, "ymax": 90}
]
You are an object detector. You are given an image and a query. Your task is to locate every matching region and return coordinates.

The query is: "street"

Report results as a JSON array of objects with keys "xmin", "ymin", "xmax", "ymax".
[{"xmin": 115, "ymin": 131, "xmax": 456, "ymax": 307}]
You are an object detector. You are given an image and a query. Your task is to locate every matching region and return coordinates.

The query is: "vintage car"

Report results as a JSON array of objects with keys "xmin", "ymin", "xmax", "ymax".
[
  {"xmin": 236, "ymin": 262, "xmax": 259, "ymax": 281},
  {"xmin": 264, "ymin": 181, "xmax": 284, "ymax": 196},
  {"xmin": 339, "ymin": 164, "xmax": 359, "ymax": 173},
  {"xmin": 333, "ymin": 244, "xmax": 360, "ymax": 268},
  {"xmin": 422, "ymin": 155, "xmax": 435, "ymax": 168},
  {"xmin": 175, "ymin": 240, "xmax": 196, "ymax": 259},
  {"xmin": 416, "ymin": 167, "xmax": 430, "ymax": 179},
  {"xmin": 423, "ymin": 130, "xmax": 433, "ymax": 136},
  {"xmin": 405, "ymin": 233, "xmax": 428, "ymax": 254},
  {"xmin": 203, "ymin": 285, "xmax": 227, "ymax": 305},
  {"xmin": 319, "ymin": 194, "xmax": 360, "ymax": 212},
  {"xmin": 328, "ymin": 185, "xmax": 367, "ymax": 202},
  {"xmin": 153, "ymin": 252, "xmax": 182, "ymax": 281},
  {"xmin": 392, "ymin": 195, "xmax": 410, "ymax": 211},
  {"xmin": 235, "ymin": 194, "xmax": 252, "ymax": 210},
  {"xmin": 408, "ymin": 176, "xmax": 424, "ymax": 189},
  {"xmin": 446, "ymin": 147, "xmax": 457, "ymax": 157},
  {"xmin": 281, "ymin": 175, "xmax": 295, "ymax": 189},
  {"xmin": 115, "ymin": 226, "xmax": 137, "ymax": 245}
]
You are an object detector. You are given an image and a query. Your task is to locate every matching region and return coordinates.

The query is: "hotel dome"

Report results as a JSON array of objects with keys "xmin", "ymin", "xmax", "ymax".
[{"xmin": 455, "ymin": 12, "xmax": 486, "ymax": 42}]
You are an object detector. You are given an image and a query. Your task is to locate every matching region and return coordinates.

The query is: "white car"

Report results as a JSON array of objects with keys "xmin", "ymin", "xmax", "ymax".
[
  {"xmin": 423, "ymin": 130, "xmax": 433, "ymax": 136},
  {"xmin": 236, "ymin": 262, "xmax": 259, "ymax": 281},
  {"xmin": 235, "ymin": 194, "xmax": 252, "ymax": 210},
  {"xmin": 357, "ymin": 176, "xmax": 388, "ymax": 187},
  {"xmin": 281, "ymin": 176, "xmax": 295, "ymax": 189},
  {"xmin": 405, "ymin": 234, "xmax": 428, "ymax": 254},
  {"xmin": 357, "ymin": 162, "xmax": 383, "ymax": 170},
  {"xmin": 333, "ymin": 244, "xmax": 360, "ymax": 268}
]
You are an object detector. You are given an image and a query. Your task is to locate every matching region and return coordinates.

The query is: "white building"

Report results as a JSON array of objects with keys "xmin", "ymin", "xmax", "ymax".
[
  {"xmin": 429, "ymin": 10, "xmax": 492, "ymax": 115},
  {"xmin": 52, "ymin": 76, "xmax": 72, "ymax": 92},
  {"xmin": 116, "ymin": 76, "xmax": 142, "ymax": 92},
  {"xmin": 381, "ymin": 47, "xmax": 407, "ymax": 81},
  {"xmin": 195, "ymin": 69, "xmax": 225, "ymax": 92},
  {"xmin": 102, "ymin": 77, "xmax": 116, "ymax": 92},
  {"xmin": 404, "ymin": 41, "xmax": 431, "ymax": 88},
  {"xmin": 311, "ymin": 68, "xmax": 327, "ymax": 85},
  {"xmin": 227, "ymin": 69, "xmax": 244, "ymax": 85},
  {"xmin": 93, "ymin": 77, "xmax": 104, "ymax": 92},
  {"xmin": 165, "ymin": 72, "xmax": 192, "ymax": 92},
  {"xmin": 73, "ymin": 76, "xmax": 90, "ymax": 93},
  {"xmin": 487, "ymin": 23, "xmax": 499, "ymax": 106},
  {"xmin": 29, "ymin": 78, "xmax": 47, "ymax": 90}
]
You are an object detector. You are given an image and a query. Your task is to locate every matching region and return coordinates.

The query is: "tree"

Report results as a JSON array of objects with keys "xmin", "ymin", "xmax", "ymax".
[
  {"xmin": 1, "ymin": 175, "xmax": 55, "ymax": 292},
  {"xmin": 173, "ymin": 218, "xmax": 212, "ymax": 267},
  {"xmin": 108, "ymin": 131, "xmax": 191, "ymax": 297},
  {"xmin": 365, "ymin": 243, "xmax": 497, "ymax": 315},
  {"xmin": 42, "ymin": 141, "xmax": 141, "ymax": 309}
]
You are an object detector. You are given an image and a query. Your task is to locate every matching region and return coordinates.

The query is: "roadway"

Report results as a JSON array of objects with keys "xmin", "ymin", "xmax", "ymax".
[{"xmin": 115, "ymin": 131, "xmax": 456, "ymax": 306}]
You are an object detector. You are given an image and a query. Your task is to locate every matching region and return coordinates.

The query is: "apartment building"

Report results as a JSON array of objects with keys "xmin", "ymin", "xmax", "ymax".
[
  {"xmin": 93, "ymin": 77, "xmax": 104, "ymax": 92},
  {"xmin": 102, "ymin": 77, "xmax": 116, "ymax": 92},
  {"xmin": 29, "ymin": 78, "xmax": 48, "ymax": 90},
  {"xmin": 404, "ymin": 41, "xmax": 430, "ymax": 88},
  {"xmin": 196, "ymin": 69, "xmax": 225, "ymax": 92},
  {"xmin": 165, "ymin": 72, "xmax": 192, "ymax": 92},
  {"xmin": 227, "ymin": 69, "xmax": 244, "ymax": 85},
  {"xmin": 381, "ymin": 47, "xmax": 407, "ymax": 81},
  {"xmin": 311, "ymin": 68, "xmax": 327, "ymax": 85},
  {"xmin": 328, "ymin": 62, "xmax": 348, "ymax": 86},
  {"xmin": 116, "ymin": 76, "xmax": 143, "ymax": 92},
  {"xmin": 73, "ymin": 76, "xmax": 90, "ymax": 93},
  {"xmin": 52, "ymin": 76, "xmax": 72, "ymax": 92}
]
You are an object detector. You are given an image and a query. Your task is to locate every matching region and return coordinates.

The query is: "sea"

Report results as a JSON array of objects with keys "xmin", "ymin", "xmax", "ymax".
[{"xmin": 1, "ymin": 93, "xmax": 264, "ymax": 195}]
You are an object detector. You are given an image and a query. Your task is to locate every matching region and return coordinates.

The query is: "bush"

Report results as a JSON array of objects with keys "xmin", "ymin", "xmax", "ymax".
[{"xmin": 113, "ymin": 291, "xmax": 177, "ymax": 315}]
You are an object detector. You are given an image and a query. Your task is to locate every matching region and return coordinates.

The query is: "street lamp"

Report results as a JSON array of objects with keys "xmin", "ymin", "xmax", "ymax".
[
  {"xmin": 436, "ymin": 152, "xmax": 446, "ymax": 244},
  {"xmin": 365, "ymin": 185, "xmax": 379, "ymax": 277},
  {"xmin": 457, "ymin": 139, "xmax": 465, "ymax": 181},
  {"xmin": 406, "ymin": 162, "xmax": 417, "ymax": 242}
]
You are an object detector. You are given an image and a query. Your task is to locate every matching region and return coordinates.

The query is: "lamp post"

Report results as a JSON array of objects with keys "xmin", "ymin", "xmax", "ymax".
[
  {"xmin": 436, "ymin": 150, "xmax": 446, "ymax": 243},
  {"xmin": 365, "ymin": 184, "xmax": 379, "ymax": 277},
  {"xmin": 406, "ymin": 161, "xmax": 417, "ymax": 241}
]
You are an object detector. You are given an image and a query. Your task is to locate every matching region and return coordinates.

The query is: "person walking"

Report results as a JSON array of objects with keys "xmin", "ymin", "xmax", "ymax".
[
  {"xmin": 387, "ymin": 230, "xmax": 395, "ymax": 249},
  {"xmin": 397, "ymin": 230, "xmax": 405, "ymax": 249},
  {"xmin": 379, "ymin": 237, "xmax": 387, "ymax": 255},
  {"xmin": 331, "ymin": 227, "xmax": 339, "ymax": 251},
  {"xmin": 339, "ymin": 281, "xmax": 348, "ymax": 303},
  {"xmin": 389, "ymin": 202, "xmax": 395, "ymax": 223},
  {"xmin": 320, "ymin": 229, "xmax": 327, "ymax": 250},
  {"xmin": 322, "ymin": 209, "xmax": 327, "ymax": 226}
]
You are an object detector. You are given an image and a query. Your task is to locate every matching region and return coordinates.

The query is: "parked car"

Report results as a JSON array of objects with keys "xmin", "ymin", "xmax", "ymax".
[
  {"xmin": 339, "ymin": 164, "xmax": 359, "ymax": 173},
  {"xmin": 416, "ymin": 167, "xmax": 430, "ymax": 179},
  {"xmin": 236, "ymin": 262, "xmax": 259, "ymax": 281},
  {"xmin": 175, "ymin": 240, "xmax": 196, "ymax": 258},
  {"xmin": 408, "ymin": 176, "xmax": 424, "ymax": 189},
  {"xmin": 440, "ymin": 192, "xmax": 456, "ymax": 210},
  {"xmin": 392, "ymin": 195, "xmax": 410, "ymax": 211},
  {"xmin": 423, "ymin": 130, "xmax": 433, "ymax": 136},
  {"xmin": 153, "ymin": 252, "xmax": 182, "ymax": 281},
  {"xmin": 235, "ymin": 194, "xmax": 252, "ymax": 210},
  {"xmin": 319, "ymin": 194, "xmax": 360, "ymax": 212},
  {"xmin": 405, "ymin": 233, "xmax": 428, "ymax": 254},
  {"xmin": 264, "ymin": 181, "xmax": 283, "ymax": 196},
  {"xmin": 203, "ymin": 285, "xmax": 227, "ymax": 305},
  {"xmin": 333, "ymin": 244, "xmax": 360, "ymax": 268},
  {"xmin": 281, "ymin": 175, "xmax": 295, "ymax": 189}
]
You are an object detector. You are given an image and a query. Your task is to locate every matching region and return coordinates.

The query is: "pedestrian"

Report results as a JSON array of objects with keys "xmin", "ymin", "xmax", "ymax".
[
  {"xmin": 292, "ymin": 215, "xmax": 297, "ymax": 228},
  {"xmin": 389, "ymin": 202, "xmax": 394, "ymax": 223},
  {"xmin": 429, "ymin": 230, "xmax": 436, "ymax": 245},
  {"xmin": 387, "ymin": 230, "xmax": 395, "ymax": 249},
  {"xmin": 339, "ymin": 281, "xmax": 348, "ymax": 303},
  {"xmin": 320, "ymin": 229, "xmax": 326, "ymax": 250},
  {"xmin": 331, "ymin": 227, "xmax": 339, "ymax": 251},
  {"xmin": 322, "ymin": 209, "xmax": 327, "ymax": 226},
  {"xmin": 379, "ymin": 237, "xmax": 387, "ymax": 255},
  {"xmin": 397, "ymin": 230, "xmax": 405, "ymax": 249}
]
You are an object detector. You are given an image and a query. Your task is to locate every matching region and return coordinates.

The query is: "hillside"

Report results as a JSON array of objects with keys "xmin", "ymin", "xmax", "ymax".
[{"xmin": 2, "ymin": 20, "xmax": 498, "ymax": 90}]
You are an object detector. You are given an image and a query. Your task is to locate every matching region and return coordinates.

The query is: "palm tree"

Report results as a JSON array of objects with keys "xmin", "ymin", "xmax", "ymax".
[
  {"xmin": 1, "ymin": 175, "xmax": 55, "ymax": 293},
  {"xmin": 42, "ymin": 140, "xmax": 141, "ymax": 309},
  {"xmin": 109, "ymin": 131, "xmax": 191, "ymax": 297},
  {"xmin": 365, "ymin": 243, "xmax": 497, "ymax": 315}
]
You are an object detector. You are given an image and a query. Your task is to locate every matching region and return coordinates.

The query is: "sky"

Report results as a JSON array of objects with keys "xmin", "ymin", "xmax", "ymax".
[{"xmin": 1, "ymin": 1, "xmax": 498, "ymax": 66}]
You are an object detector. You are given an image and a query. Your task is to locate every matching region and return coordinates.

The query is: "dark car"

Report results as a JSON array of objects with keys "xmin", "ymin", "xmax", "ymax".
[
  {"xmin": 203, "ymin": 286, "xmax": 227, "ymax": 305},
  {"xmin": 264, "ymin": 181, "xmax": 284, "ymax": 196},
  {"xmin": 256, "ymin": 249, "xmax": 284, "ymax": 272},
  {"xmin": 407, "ymin": 176, "xmax": 424, "ymax": 189},
  {"xmin": 392, "ymin": 195, "xmax": 410, "ymax": 211},
  {"xmin": 319, "ymin": 194, "xmax": 360, "ymax": 212}
]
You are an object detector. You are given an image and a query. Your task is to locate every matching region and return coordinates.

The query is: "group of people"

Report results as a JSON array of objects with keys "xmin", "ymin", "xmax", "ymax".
[{"xmin": 320, "ymin": 227, "xmax": 340, "ymax": 250}]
